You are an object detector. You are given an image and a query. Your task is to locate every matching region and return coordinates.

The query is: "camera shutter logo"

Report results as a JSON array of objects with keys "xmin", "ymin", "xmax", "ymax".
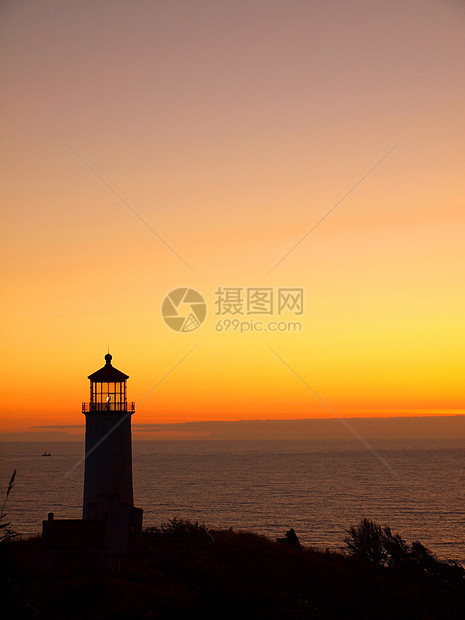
[{"xmin": 162, "ymin": 288, "xmax": 207, "ymax": 332}]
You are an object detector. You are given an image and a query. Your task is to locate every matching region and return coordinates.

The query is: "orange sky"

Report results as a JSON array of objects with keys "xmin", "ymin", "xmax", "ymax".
[{"xmin": 1, "ymin": 0, "xmax": 464, "ymax": 435}]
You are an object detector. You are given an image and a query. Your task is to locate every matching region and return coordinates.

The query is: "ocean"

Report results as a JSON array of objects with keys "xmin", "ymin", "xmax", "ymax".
[{"xmin": 1, "ymin": 439, "xmax": 464, "ymax": 563}]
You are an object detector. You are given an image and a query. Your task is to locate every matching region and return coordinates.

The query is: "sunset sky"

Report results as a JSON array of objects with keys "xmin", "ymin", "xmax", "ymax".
[{"xmin": 1, "ymin": 0, "xmax": 464, "ymax": 437}]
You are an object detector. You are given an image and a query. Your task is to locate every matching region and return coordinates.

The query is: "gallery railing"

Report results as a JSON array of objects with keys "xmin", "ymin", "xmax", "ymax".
[{"xmin": 82, "ymin": 402, "xmax": 135, "ymax": 413}]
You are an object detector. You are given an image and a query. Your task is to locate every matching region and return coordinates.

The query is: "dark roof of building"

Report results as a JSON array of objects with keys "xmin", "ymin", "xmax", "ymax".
[
  {"xmin": 88, "ymin": 353, "xmax": 129, "ymax": 382},
  {"xmin": 42, "ymin": 515, "xmax": 106, "ymax": 548}
]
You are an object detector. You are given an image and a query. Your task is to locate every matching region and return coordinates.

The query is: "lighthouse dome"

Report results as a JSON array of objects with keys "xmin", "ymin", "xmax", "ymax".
[{"xmin": 87, "ymin": 354, "xmax": 129, "ymax": 382}]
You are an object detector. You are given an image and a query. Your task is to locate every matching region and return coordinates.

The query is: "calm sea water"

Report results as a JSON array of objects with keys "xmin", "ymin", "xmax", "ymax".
[{"xmin": 1, "ymin": 440, "xmax": 464, "ymax": 562}]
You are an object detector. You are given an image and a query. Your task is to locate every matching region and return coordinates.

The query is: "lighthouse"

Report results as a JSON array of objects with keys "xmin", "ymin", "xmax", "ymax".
[{"xmin": 82, "ymin": 353, "xmax": 143, "ymax": 554}]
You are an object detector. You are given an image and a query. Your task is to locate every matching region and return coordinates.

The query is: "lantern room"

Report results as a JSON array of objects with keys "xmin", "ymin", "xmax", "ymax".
[{"xmin": 82, "ymin": 353, "xmax": 135, "ymax": 413}]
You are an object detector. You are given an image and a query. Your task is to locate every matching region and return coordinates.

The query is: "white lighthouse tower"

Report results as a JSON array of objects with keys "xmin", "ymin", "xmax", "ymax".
[{"xmin": 82, "ymin": 353, "xmax": 143, "ymax": 554}]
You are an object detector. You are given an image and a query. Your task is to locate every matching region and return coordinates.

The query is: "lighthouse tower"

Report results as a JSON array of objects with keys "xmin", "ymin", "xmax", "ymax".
[{"xmin": 82, "ymin": 353, "xmax": 142, "ymax": 554}]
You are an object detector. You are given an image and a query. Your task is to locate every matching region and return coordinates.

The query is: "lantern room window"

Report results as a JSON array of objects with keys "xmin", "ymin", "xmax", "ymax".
[{"xmin": 90, "ymin": 380, "xmax": 127, "ymax": 411}]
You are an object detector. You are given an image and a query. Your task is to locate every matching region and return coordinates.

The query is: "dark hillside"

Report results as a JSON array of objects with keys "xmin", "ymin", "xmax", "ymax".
[{"xmin": 3, "ymin": 525, "xmax": 465, "ymax": 619}]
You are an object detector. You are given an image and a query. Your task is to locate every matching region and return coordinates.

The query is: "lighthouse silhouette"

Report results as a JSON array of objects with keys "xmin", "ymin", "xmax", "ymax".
[{"xmin": 82, "ymin": 353, "xmax": 143, "ymax": 554}]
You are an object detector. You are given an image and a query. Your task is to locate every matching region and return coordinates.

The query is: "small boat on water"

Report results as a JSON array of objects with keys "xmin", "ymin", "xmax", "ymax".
[{"xmin": 41, "ymin": 451, "xmax": 51, "ymax": 457}]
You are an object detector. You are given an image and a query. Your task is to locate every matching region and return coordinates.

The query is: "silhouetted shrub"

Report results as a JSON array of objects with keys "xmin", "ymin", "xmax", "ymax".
[
  {"xmin": 277, "ymin": 528, "xmax": 302, "ymax": 550},
  {"xmin": 382, "ymin": 525, "xmax": 410, "ymax": 569},
  {"xmin": 345, "ymin": 518, "xmax": 465, "ymax": 588},
  {"xmin": 344, "ymin": 518, "xmax": 385, "ymax": 565},
  {"xmin": 146, "ymin": 517, "xmax": 207, "ymax": 536},
  {"xmin": 409, "ymin": 540, "xmax": 465, "ymax": 584},
  {"xmin": 144, "ymin": 517, "xmax": 211, "ymax": 546},
  {"xmin": 0, "ymin": 470, "xmax": 17, "ymax": 544}
]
